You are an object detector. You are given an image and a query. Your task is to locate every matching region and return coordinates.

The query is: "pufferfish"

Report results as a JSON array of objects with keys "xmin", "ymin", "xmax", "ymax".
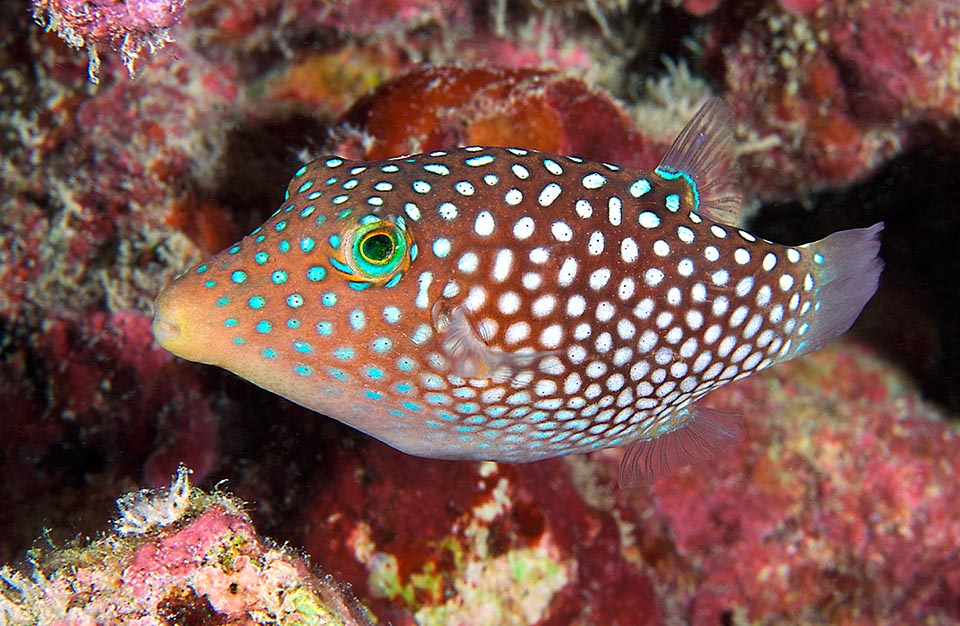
[{"xmin": 153, "ymin": 98, "xmax": 883, "ymax": 486}]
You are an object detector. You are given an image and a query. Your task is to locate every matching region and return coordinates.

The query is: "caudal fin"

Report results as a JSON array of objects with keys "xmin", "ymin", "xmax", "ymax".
[{"xmin": 792, "ymin": 222, "xmax": 884, "ymax": 359}]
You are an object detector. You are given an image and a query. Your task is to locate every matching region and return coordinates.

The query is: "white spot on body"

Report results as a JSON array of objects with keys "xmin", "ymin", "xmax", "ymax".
[
  {"xmin": 531, "ymin": 295, "xmax": 556, "ymax": 317},
  {"xmin": 589, "ymin": 268, "xmax": 611, "ymax": 290},
  {"xmin": 498, "ymin": 292, "xmax": 521, "ymax": 315},
  {"xmin": 638, "ymin": 212, "xmax": 660, "ymax": 229},
  {"xmin": 513, "ymin": 216, "xmax": 535, "ymax": 240},
  {"xmin": 458, "ymin": 252, "xmax": 478, "ymax": 273},
  {"xmin": 558, "ymin": 258, "xmax": 578, "ymax": 286},
  {"xmin": 475, "ymin": 211, "xmax": 495, "ymax": 236},
  {"xmin": 438, "ymin": 202, "xmax": 458, "ymax": 220},
  {"xmin": 492, "ymin": 249, "xmax": 514, "ymax": 282},
  {"xmin": 653, "ymin": 240, "xmax": 671, "ymax": 257},
  {"xmin": 539, "ymin": 183, "xmax": 563, "ymax": 207},
  {"xmin": 551, "ymin": 222, "xmax": 573, "ymax": 242},
  {"xmin": 582, "ymin": 173, "xmax": 606, "ymax": 189},
  {"xmin": 608, "ymin": 196, "xmax": 622, "ymax": 225},
  {"xmin": 415, "ymin": 272, "xmax": 433, "ymax": 309},
  {"xmin": 505, "ymin": 321, "xmax": 530, "ymax": 344},
  {"xmin": 575, "ymin": 199, "xmax": 593, "ymax": 218}
]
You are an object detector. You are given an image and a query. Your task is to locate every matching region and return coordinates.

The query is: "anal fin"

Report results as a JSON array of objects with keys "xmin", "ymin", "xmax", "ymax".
[{"xmin": 619, "ymin": 407, "xmax": 745, "ymax": 487}]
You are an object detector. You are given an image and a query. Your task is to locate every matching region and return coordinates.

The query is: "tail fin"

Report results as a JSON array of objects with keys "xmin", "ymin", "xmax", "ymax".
[{"xmin": 793, "ymin": 223, "xmax": 884, "ymax": 358}]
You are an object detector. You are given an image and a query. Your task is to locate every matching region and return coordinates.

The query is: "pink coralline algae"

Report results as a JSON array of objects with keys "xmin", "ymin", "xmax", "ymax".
[
  {"xmin": 33, "ymin": 0, "xmax": 189, "ymax": 82},
  {"xmin": 708, "ymin": 0, "xmax": 960, "ymax": 199},
  {"xmin": 0, "ymin": 467, "xmax": 375, "ymax": 625}
]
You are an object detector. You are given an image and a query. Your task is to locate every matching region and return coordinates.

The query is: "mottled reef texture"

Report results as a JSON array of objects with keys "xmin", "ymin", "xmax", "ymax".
[{"xmin": 2, "ymin": 0, "xmax": 960, "ymax": 623}]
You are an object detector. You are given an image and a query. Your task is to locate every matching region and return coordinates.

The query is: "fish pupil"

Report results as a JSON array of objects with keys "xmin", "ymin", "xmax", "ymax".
[{"xmin": 361, "ymin": 232, "xmax": 394, "ymax": 264}]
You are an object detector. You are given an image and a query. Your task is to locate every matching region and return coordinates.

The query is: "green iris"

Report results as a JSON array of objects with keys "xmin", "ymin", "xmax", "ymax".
[
  {"xmin": 347, "ymin": 219, "xmax": 409, "ymax": 281},
  {"xmin": 360, "ymin": 232, "xmax": 395, "ymax": 265}
]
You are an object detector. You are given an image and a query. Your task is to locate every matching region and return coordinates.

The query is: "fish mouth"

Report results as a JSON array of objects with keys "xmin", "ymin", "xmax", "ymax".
[{"xmin": 152, "ymin": 313, "xmax": 181, "ymax": 348}]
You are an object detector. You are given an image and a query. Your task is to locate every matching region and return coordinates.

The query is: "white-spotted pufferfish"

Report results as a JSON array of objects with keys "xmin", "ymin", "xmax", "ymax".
[{"xmin": 153, "ymin": 98, "xmax": 883, "ymax": 486}]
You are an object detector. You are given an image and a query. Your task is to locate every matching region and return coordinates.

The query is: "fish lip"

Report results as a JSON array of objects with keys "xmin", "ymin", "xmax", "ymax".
[{"xmin": 152, "ymin": 314, "xmax": 180, "ymax": 347}]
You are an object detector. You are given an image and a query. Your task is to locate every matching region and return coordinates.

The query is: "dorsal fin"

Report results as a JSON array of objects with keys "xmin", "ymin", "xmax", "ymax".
[
  {"xmin": 618, "ymin": 406, "xmax": 745, "ymax": 487},
  {"xmin": 656, "ymin": 97, "xmax": 743, "ymax": 226}
]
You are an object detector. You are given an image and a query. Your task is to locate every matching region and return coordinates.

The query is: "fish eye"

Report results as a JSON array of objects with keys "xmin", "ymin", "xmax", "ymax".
[
  {"xmin": 331, "ymin": 216, "xmax": 413, "ymax": 286},
  {"xmin": 359, "ymin": 232, "xmax": 395, "ymax": 265}
]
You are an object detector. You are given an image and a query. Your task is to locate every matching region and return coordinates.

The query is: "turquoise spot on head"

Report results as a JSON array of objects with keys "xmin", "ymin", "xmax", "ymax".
[
  {"xmin": 287, "ymin": 294, "xmax": 304, "ymax": 308},
  {"xmin": 224, "ymin": 317, "xmax": 237, "ymax": 327},
  {"xmin": 300, "ymin": 237, "xmax": 315, "ymax": 252},
  {"xmin": 329, "ymin": 367, "xmax": 349, "ymax": 381},
  {"xmin": 256, "ymin": 320, "xmax": 272, "ymax": 333},
  {"xmin": 307, "ymin": 266, "xmax": 326, "ymax": 282},
  {"xmin": 255, "ymin": 234, "xmax": 266, "ymax": 243},
  {"xmin": 365, "ymin": 390, "xmax": 382, "ymax": 400},
  {"xmin": 262, "ymin": 348, "xmax": 277, "ymax": 359},
  {"xmin": 293, "ymin": 340, "xmax": 313, "ymax": 354},
  {"xmin": 275, "ymin": 221, "xmax": 288, "ymax": 232},
  {"xmin": 316, "ymin": 321, "xmax": 332, "ymax": 336},
  {"xmin": 279, "ymin": 240, "xmax": 291, "ymax": 253},
  {"xmin": 196, "ymin": 264, "xmax": 208, "ymax": 274},
  {"xmin": 321, "ymin": 292, "xmax": 337, "ymax": 306},
  {"xmin": 233, "ymin": 337, "xmax": 245, "ymax": 346},
  {"xmin": 297, "ymin": 180, "xmax": 313, "ymax": 193},
  {"xmin": 295, "ymin": 164, "xmax": 308, "ymax": 177},
  {"xmin": 228, "ymin": 244, "xmax": 241, "ymax": 255},
  {"xmin": 271, "ymin": 270, "xmax": 287, "ymax": 285},
  {"xmin": 231, "ymin": 271, "xmax": 247, "ymax": 284},
  {"xmin": 301, "ymin": 206, "xmax": 316, "ymax": 219},
  {"xmin": 349, "ymin": 309, "xmax": 366, "ymax": 330},
  {"xmin": 287, "ymin": 318, "xmax": 300, "ymax": 329},
  {"xmin": 255, "ymin": 251, "xmax": 269, "ymax": 265},
  {"xmin": 216, "ymin": 297, "xmax": 230, "ymax": 307},
  {"xmin": 204, "ymin": 280, "xmax": 217, "ymax": 289},
  {"xmin": 295, "ymin": 364, "xmax": 312, "ymax": 376},
  {"xmin": 383, "ymin": 306, "xmax": 401, "ymax": 323},
  {"xmin": 248, "ymin": 295, "xmax": 265, "ymax": 309}
]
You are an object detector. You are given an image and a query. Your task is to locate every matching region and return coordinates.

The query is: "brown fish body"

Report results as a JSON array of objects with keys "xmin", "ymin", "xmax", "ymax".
[{"xmin": 154, "ymin": 100, "xmax": 883, "ymax": 484}]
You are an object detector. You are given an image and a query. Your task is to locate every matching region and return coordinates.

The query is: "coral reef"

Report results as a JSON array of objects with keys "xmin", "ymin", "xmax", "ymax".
[
  {"xmin": 32, "ymin": 0, "xmax": 190, "ymax": 82},
  {"xmin": 0, "ymin": 467, "xmax": 375, "ymax": 625},
  {"xmin": 708, "ymin": 0, "xmax": 960, "ymax": 200},
  {"xmin": 332, "ymin": 65, "xmax": 665, "ymax": 169}
]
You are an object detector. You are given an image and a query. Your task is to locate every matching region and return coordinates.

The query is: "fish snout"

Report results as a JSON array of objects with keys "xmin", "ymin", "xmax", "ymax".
[{"xmin": 152, "ymin": 311, "xmax": 181, "ymax": 348}]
